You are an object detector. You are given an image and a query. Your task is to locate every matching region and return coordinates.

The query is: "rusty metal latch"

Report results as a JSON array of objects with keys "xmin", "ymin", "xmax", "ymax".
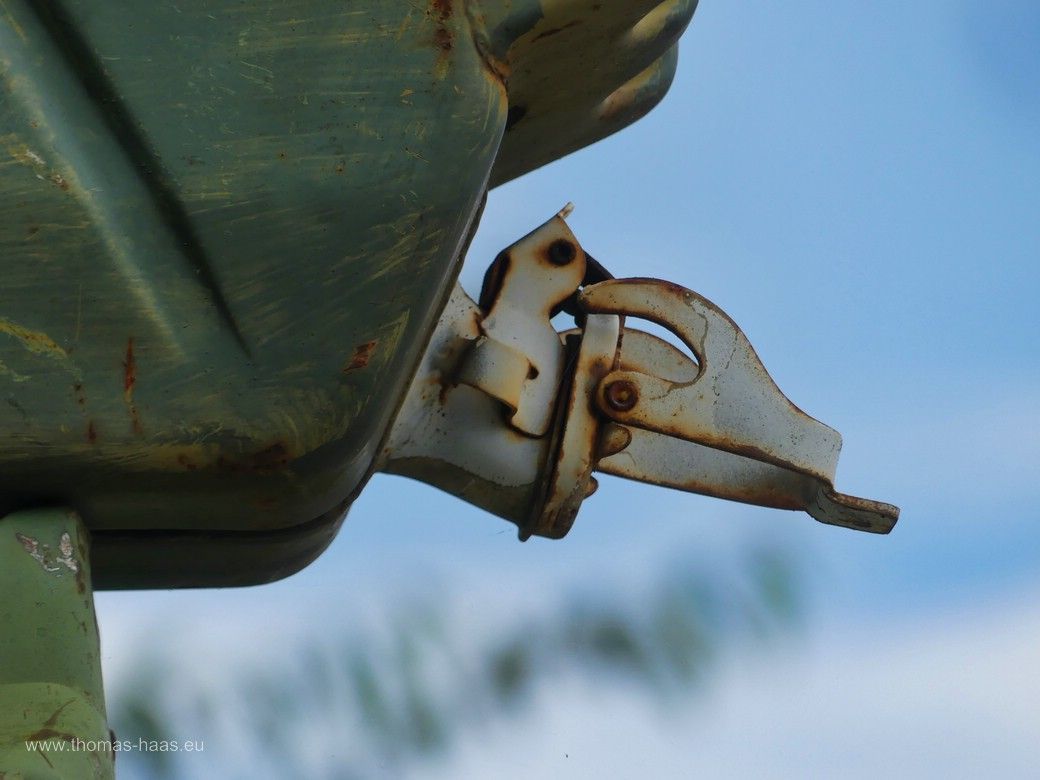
[
  {"xmin": 380, "ymin": 208, "xmax": 899, "ymax": 540},
  {"xmin": 582, "ymin": 279, "xmax": 898, "ymax": 534}
]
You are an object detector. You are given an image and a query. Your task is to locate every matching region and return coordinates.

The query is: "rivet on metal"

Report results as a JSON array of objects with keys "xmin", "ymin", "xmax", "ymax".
[
  {"xmin": 547, "ymin": 238, "xmax": 577, "ymax": 266},
  {"xmin": 604, "ymin": 379, "xmax": 638, "ymax": 412}
]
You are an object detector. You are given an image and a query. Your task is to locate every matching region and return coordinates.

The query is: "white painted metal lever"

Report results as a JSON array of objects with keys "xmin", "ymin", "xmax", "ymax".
[
  {"xmin": 581, "ymin": 279, "xmax": 899, "ymax": 533},
  {"xmin": 380, "ymin": 210, "xmax": 899, "ymax": 539}
]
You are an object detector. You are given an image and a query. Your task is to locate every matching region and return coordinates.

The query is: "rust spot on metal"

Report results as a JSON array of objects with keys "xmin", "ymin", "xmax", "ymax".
[
  {"xmin": 0, "ymin": 317, "xmax": 68, "ymax": 360},
  {"xmin": 429, "ymin": 0, "xmax": 454, "ymax": 54},
  {"xmin": 437, "ymin": 374, "xmax": 453, "ymax": 406},
  {"xmin": 604, "ymin": 379, "xmax": 638, "ymax": 412},
  {"xmin": 430, "ymin": 0, "xmax": 453, "ymax": 21},
  {"xmin": 122, "ymin": 337, "xmax": 143, "ymax": 434},
  {"xmin": 73, "ymin": 382, "xmax": 85, "ymax": 406},
  {"xmin": 659, "ymin": 470, "xmax": 808, "ymax": 511},
  {"xmin": 434, "ymin": 25, "xmax": 453, "ymax": 51},
  {"xmin": 176, "ymin": 453, "xmax": 198, "ymax": 471},
  {"xmin": 344, "ymin": 340, "xmax": 378, "ymax": 372},
  {"xmin": 215, "ymin": 442, "xmax": 292, "ymax": 474},
  {"xmin": 469, "ymin": 22, "xmax": 511, "ymax": 84},
  {"xmin": 86, "ymin": 420, "xmax": 97, "ymax": 444},
  {"xmin": 247, "ymin": 442, "xmax": 291, "ymax": 472},
  {"xmin": 122, "ymin": 338, "xmax": 136, "ymax": 397},
  {"xmin": 546, "ymin": 238, "xmax": 577, "ymax": 266}
]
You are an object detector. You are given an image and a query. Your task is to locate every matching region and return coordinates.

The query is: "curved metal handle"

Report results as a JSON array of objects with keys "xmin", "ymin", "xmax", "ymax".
[{"xmin": 580, "ymin": 278, "xmax": 899, "ymax": 533}]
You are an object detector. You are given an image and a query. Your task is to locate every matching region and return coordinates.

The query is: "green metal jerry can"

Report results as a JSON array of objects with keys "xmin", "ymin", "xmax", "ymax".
[
  {"xmin": 1, "ymin": 0, "xmax": 704, "ymax": 589},
  {"xmin": 1, "ymin": 2, "xmax": 900, "ymax": 775}
]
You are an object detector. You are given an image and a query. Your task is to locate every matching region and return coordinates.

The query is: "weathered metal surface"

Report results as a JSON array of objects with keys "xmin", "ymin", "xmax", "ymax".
[
  {"xmin": 459, "ymin": 209, "xmax": 587, "ymax": 436},
  {"xmin": 523, "ymin": 312, "xmax": 619, "ymax": 540},
  {"xmin": 383, "ymin": 213, "xmax": 897, "ymax": 538},
  {"xmin": 0, "ymin": 684, "xmax": 113, "ymax": 778},
  {"xmin": 580, "ymin": 279, "xmax": 899, "ymax": 533},
  {"xmin": 0, "ymin": 1, "xmax": 696, "ymax": 587},
  {"xmin": 381, "ymin": 283, "xmax": 552, "ymax": 524},
  {"xmin": 480, "ymin": 0, "xmax": 700, "ymax": 184},
  {"xmin": 0, "ymin": 508, "xmax": 112, "ymax": 778},
  {"xmin": 381, "ymin": 212, "xmax": 598, "ymax": 525}
]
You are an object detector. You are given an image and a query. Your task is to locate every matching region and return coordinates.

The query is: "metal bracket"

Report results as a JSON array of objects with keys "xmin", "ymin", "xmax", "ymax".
[
  {"xmin": 457, "ymin": 207, "xmax": 588, "ymax": 437},
  {"xmin": 381, "ymin": 209, "xmax": 898, "ymax": 539},
  {"xmin": 581, "ymin": 279, "xmax": 898, "ymax": 533}
]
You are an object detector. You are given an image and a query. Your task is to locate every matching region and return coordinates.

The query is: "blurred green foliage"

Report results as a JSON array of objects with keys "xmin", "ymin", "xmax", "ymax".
[{"xmin": 110, "ymin": 547, "xmax": 800, "ymax": 778}]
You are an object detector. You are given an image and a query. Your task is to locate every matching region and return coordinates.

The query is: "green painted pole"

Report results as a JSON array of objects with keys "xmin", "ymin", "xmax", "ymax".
[{"xmin": 0, "ymin": 508, "xmax": 113, "ymax": 779}]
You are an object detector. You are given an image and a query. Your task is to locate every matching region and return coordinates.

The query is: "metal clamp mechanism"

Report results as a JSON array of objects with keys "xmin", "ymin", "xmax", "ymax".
[
  {"xmin": 381, "ymin": 208, "xmax": 898, "ymax": 539},
  {"xmin": 581, "ymin": 279, "xmax": 898, "ymax": 533}
]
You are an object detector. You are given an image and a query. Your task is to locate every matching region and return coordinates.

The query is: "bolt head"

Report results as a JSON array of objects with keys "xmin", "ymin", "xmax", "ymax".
[{"xmin": 604, "ymin": 380, "xmax": 638, "ymax": 412}]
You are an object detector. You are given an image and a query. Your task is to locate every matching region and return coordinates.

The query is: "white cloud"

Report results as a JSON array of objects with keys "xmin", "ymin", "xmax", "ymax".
[
  {"xmin": 97, "ymin": 572, "xmax": 1040, "ymax": 779},
  {"xmin": 411, "ymin": 584, "xmax": 1040, "ymax": 780}
]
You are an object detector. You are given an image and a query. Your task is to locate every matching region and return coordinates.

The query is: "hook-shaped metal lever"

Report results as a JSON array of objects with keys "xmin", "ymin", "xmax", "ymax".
[
  {"xmin": 382, "ymin": 210, "xmax": 898, "ymax": 542},
  {"xmin": 580, "ymin": 278, "xmax": 899, "ymax": 533}
]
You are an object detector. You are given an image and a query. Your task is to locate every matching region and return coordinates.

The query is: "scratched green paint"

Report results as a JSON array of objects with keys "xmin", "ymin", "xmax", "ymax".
[
  {"xmin": 0, "ymin": 0, "xmax": 695, "ymax": 588},
  {"xmin": 0, "ymin": 508, "xmax": 112, "ymax": 778}
]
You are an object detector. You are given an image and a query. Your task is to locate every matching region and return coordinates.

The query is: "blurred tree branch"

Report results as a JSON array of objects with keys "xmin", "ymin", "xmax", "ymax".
[{"xmin": 110, "ymin": 546, "xmax": 801, "ymax": 778}]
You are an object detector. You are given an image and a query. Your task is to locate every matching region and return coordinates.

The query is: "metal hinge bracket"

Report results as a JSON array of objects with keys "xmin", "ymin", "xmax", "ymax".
[{"xmin": 380, "ymin": 208, "xmax": 898, "ymax": 539}]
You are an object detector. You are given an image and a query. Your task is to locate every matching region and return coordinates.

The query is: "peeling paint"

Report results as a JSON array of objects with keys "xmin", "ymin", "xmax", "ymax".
[
  {"xmin": 343, "ymin": 340, "xmax": 378, "ymax": 372},
  {"xmin": 122, "ymin": 337, "xmax": 136, "ymax": 399},
  {"xmin": 122, "ymin": 337, "xmax": 143, "ymax": 434},
  {"xmin": 15, "ymin": 531, "xmax": 79, "ymax": 574},
  {"xmin": 5, "ymin": 142, "xmax": 71, "ymax": 193},
  {"xmin": 0, "ymin": 317, "xmax": 68, "ymax": 360}
]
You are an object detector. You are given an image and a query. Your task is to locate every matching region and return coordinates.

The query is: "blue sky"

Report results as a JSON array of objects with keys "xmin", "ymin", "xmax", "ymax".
[
  {"xmin": 97, "ymin": 1, "xmax": 1039, "ymax": 776},
  {"xmin": 329, "ymin": 0, "xmax": 1039, "ymax": 614}
]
